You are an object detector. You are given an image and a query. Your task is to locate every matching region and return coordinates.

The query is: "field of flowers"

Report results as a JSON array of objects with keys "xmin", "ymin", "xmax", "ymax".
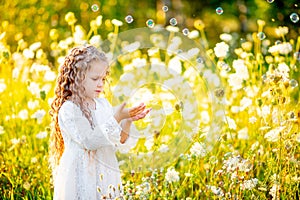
[{"xmin": 1, "ymin": 2, "xmax": 300, "ymax": 200}]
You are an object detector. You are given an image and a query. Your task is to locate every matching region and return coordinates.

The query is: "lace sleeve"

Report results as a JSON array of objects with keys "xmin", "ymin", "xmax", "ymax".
[{"xmin": 58, "ymin": 101, "xmax": 120, "ymax": 150}]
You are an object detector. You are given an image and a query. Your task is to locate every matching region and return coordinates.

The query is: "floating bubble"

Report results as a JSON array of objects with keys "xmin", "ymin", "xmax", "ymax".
[
  {"xmin": 169, "ymin": 18, "xmax": 177, "ymax": 26},
  {"xmin": 294, "ymin": 52, "xmax": 300, "ymax": 61},
  {"xmin": 290, "ymin": 13, "xmax": 299, "ymax": 23},
  {"xmin": 216, "ymin": 7, "xmax": 224, "ymax": 15},
  {"xmin": 125, "ymin": 15, "xmax": 134, "ymax": 24},
  {"xmin": 262, "ymin": 74, "xmax": 267, "ymax": 82},
  {"xmin": 182, "ymin": 28, "xmax": 189, "ymax": 36},
  {"xmin": 146, "ymin": 19, "xmax": 155, "ymax": 28},
  {"xmin": 196, "ymin": 56, "xmax": 204, "ymax": 64},
  {"xmin": 218, "ymin": 61, "xmax": 230, "ymax": 72},
  {"xmin": 267, "ymin": 0, "xmax": 274, "ymax": 3},
  {"xmin": 289, "ymin": 79, "xmax": 298, "ymax": 88},
  {"xmin": 275, "ymin": 40, "xmax": 282, "ymax": 45},
  {"xmin": 257, "ymin": 32, "xmax": 266, "ymax": 40},
  {"xmin": 91, "ymin": 4, "xmax": 99, "ymax": 12},
  {"xmin": 162, "ymin": 5, "xmax": 168, "ymax": 12}
]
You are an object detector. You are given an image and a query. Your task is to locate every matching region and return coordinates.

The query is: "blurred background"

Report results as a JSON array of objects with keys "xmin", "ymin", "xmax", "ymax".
[{"xmin": 1, "ymin": 0, "xmax": 299, "ymax": 52}]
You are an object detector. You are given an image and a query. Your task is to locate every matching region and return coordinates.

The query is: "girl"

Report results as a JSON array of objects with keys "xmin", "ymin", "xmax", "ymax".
[{"xmin": 49, "ymin": 45, "xmax": 150, "ymax": 199}]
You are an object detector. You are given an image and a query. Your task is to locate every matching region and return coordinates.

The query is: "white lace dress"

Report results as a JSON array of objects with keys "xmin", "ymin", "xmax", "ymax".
[{"xmin": 53, "ymin": 98, "xmax": 138, "ymax": 200}]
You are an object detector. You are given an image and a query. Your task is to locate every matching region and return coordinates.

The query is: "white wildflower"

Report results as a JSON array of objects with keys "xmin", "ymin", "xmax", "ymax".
[
  {"xmin": 123, "ymin": 41, "xmax": 140, "ymax": 53},
  {"xmin": 214, "ymin": 42, "xmax": 229, "ymax": 58},
  {"xmin": 261, "ymin": 105, "xmax": 270, "ymax": 118},
  {"xmin": 27, "ymin": 100, "xmax": 39, "ymax": 110},
  {"xmin": 36, "ymin": 131, "xmax": 47, "ymax": 139},
  {"xmin": 27, "ymin": 82, "xmax": 40, "ymax": 97},
  {"xmin": 200, "ymin": 111, "xmax": 210, "ymax": 124},
  {"xmin": 132, "ymin": 57, "xmax": 147, "ymax": 68},
  {"xmin": 277, "ymin": 63, "xmax": 290, "ymax": 77},
  {"xmin": 190, "ymin": 142, "xmax": 206, "ymax": 157},
  {"xmin": 223, "ymin": 156, "xmax": 240, "ymax": 172},
  {"xmin": 264, "ymin": 126, "xmax": 285, "ymax": 142},
  {"xmin": 23, "ymin": 48, "xmax": 35, "ymax": 59},
  {"xmin": 158, "ymin": 144, "xmax": 169, "ymax": 153},
  {"xmin": 18, "ymin": 109, "xmax": 29, "ymax": 120},
  {"xmin": 31, "ymin": 157, "xmax": 38, "ymax": 163},
  {"xmin": 240, "ymin": 178, "xmax": 258, "ymax": 190},
  {"xmin": 232, "ymin": 59, "xmax": 249, "ymax": 80},
  {"xmin": 238, "ymin": 127, "xmax": 249, "ymax": 140},
  {"xmin": 0, "ymin": 79, "xmax": 6, "ymax": 93},
  {"xmin": 220, "ymin": 33, "xmax": 232, "ymax": 42},
  {"xmin": 275, "ymin": 26, "xmax": 288, "ymax": 36},
  {"xmin": 89, "ymin": 35, "xmax": 102, "ymax": 47},
  {"xmin": 165, "ymin": 168, "xmax": 180, "ymax": 183},
  {"xmin": 144, "ymin": 137, "xmax": 154, "ymax": 151},
  {"xmin": 44, "ymin": 70, "xmax": 56, "ymax": 81},
  {"xmin": 240, "ymin": 97, "xmax": 252, "ymax": 111},
  {"xmin": 269, "ymin": 183, "xmax": 280, "ymax": 200},
  {"xmin": 11, "ymin": 138, "xmax": 20, "ymax": 145},
  {"xmin": 249, "ymin": 116, "xmax": 257, "ymax": 124},
  {"xmin": 30, "ymin": 63, "xmax": 50, "ymax": 73},
  {"xmin": 225, "ymin": 116, "xmax": 237, "ymax": 130},
  {"xmin": 278, "ymin": 42, "xmax": 292, "ymax": 55},
  {"xmin": 188, "ymin": 30, "xmax": 199, "ymax": 39},
  {"xmin": 0, "ymin": 126, "xmax": 4, "ymax": 134},
  {"xmin": 31, "ymin": 109, "xmax": 46, "ymax": 124},
  {"xmin": 29, "ymin": 42, "xmax": 41, "ymax": 51},
  {"xmin": 166, "ymin": 25, "xmax": 179, "ymax": 32},
  {"xmin": 74, "ymin": 25, "xmax": 86, "ymax": 45},
  {"xmin": 12, "ymin": 67, "xmax": 20, "ymax": 79},
  {"xmin": 228, "ymin": 73, "xmax": 243, "ymax": 90},
  {"xmin": 210, "ymin": 186, "xmax": 224, "ymax": 197},
  {"xmin": 111, "ymin": 19, "xmax": 123, "ymax": 26}
]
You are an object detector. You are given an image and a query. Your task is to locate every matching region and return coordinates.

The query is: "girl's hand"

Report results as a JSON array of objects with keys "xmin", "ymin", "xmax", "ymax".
[{"xmin": 114, "ymin": 102, "xmax": 151, "ymax": 123}]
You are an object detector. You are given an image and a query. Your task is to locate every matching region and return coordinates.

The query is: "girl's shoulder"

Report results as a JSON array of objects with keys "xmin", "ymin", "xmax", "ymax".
[
  {"xmin": 94, "ymin": 97, "xmax": 112, "ymax": 108},
  {"xmin": 59, "ymin": 100, "xmax": 81, "ymax": 115}
]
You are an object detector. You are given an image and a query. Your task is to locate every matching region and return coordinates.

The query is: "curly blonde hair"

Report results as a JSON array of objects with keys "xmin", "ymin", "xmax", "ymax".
[{"xmin": 49, "ymin": 45, "xmax": 108, "ymax": 169}]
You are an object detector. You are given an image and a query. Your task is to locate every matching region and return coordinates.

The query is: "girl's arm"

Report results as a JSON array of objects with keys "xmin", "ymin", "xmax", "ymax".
[
  {"xmin": 59, "ymin": 101, "xmax": 121, "ymax": 150},
  {"xmin": 120, "ymin": 119, "xmax": 131, "ymax": 143}
]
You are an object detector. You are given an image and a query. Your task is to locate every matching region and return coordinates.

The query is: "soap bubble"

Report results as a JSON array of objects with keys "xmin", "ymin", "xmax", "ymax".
[
  {"xmin": 91, "ymin": 4, "xmax": 99, "ymax": 12},
  {"xmin": 266, "ymin": 0, "xmax": 274, "ymax": 3},
  {"xmin": 290, "ymin": 13, "xmax": 299, "ymax": 23},
  {"xmin": 162, "ymin": 5, "xmax": 168, "ymax": 12},
  {"xmin": 146, "ymin": 19, "xmax": 155, "ymax": 28},
  {"xmin": 182, "ymin": 28, "xmax": 189, "ymax": 36},
  {"xmin": 216, "ymin": 7, "xmax": 224, "ymax": 15},
  {"xmin": 169, "ymin": 18, "xmax": 177, "ymax": 26},
  {"xmin": 196, "ymin": 56, "xmax": 204, "ymax": 64},
  {"xmin": 125, "ymin": 15, "xmax": 134, "ymax": 24},
  {"xmin": 275, "ymin": 40, "xmax": 282, "ymax": 45},
  {"xmin": 294, "ymin": 52, "xmax": 300, "ymax": 61},
  {"xmin": 257, "ymin": 32, "xmax": 266, "ymax": 40},
  {"xmin": 289, "ymin": 79, "xmax": 298, "ymax": 88}
]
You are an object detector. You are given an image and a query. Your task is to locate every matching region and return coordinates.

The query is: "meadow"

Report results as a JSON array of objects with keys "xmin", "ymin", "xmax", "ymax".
[{"xmin": 0, "ymin": 1, "xmax": 300, "ymax": 199}]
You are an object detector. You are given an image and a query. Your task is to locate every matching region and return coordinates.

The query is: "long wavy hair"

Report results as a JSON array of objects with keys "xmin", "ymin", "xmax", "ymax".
[{"xmin": 49, "ymin": 45, "xmax": 108, "ymax": 170}]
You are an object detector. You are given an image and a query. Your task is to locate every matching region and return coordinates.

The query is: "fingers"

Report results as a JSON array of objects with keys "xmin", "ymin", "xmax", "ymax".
[
  {"xmin": 120, "ymin": 102, "xmax": 127, "ymax": 110},
  {"xmin": 129, "ymin": 103, "xmax": 146, "ymax": 117},
  {"xmin": 131, "ymin": 108, "xmax": 152, "ymax": 121}
]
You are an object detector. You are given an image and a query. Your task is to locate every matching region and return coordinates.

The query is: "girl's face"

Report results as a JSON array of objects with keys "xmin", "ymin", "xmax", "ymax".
[{"xmin": 82, "ymin": 60, "xmax": 108, "ymax": 101}]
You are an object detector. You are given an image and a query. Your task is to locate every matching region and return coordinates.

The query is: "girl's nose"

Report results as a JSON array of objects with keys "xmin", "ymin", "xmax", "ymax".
[{"xmin": 98, "ymin": 80, "xmax": 104, "ymax": 87}]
